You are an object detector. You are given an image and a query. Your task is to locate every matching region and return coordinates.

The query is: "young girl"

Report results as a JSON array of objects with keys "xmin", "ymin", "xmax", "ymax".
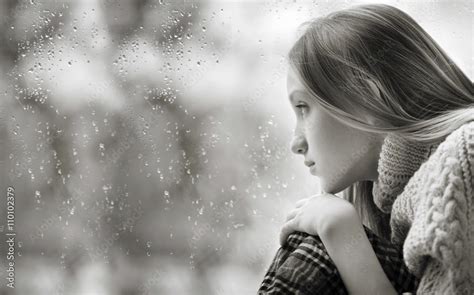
[{"xmin": 259, "ymin": 4, "xmax": 473, "ymax": 295}]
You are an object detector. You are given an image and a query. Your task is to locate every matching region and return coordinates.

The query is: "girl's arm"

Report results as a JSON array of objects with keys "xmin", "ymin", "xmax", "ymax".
[{"xmin": 319, "ymin": 209, "xmax": 398, "ymax": 295}]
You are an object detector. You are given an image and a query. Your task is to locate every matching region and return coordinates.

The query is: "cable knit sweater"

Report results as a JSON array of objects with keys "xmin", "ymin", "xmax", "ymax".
[{"xmin": 372, "ymin": 120, "xmax": 474, "ymax": 294}]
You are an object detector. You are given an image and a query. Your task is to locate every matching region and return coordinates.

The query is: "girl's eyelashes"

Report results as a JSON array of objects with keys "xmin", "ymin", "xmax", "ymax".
[{"xmin": 295, "ymin": 103, "xmax": 309, "ymax": 116}]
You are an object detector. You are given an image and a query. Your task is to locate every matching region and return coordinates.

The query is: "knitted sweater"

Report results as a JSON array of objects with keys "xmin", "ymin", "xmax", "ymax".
[{"xmin": 372, "ymin": 120, "xmax": 474, "ymax": 295}]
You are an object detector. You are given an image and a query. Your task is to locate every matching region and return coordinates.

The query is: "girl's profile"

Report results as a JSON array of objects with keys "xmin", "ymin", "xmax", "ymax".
[
  {"xmin": 259, "ymin": 3, "xmax": 473, "ymax": 294},
  {"xmin": 0, "ymin": 1, "xmax": 471, "ymax": 293}
]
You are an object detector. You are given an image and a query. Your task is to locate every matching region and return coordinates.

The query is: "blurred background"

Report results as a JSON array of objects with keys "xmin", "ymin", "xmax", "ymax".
[{"xmin": 0, "ymin": 0, "xmax": 471, "ymax": 294}]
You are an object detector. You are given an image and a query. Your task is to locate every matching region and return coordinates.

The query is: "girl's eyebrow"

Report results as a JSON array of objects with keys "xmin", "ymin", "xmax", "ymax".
[{"xmin": 289, "ymin": 90, "xmax": 307, "ymax": 103}]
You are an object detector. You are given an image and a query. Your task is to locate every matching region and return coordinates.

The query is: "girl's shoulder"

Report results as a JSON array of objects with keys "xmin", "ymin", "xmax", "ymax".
[
  {"xmin": 430, "ymin": 120, "xmax": 474, "ymax": 166},
  {"xmin": 393, "ymin": 120, "xmax": 473, "ymax": 287},
  {"xmin": 405, "ymin": 120, "xmax": 474, "ymax": 195}
]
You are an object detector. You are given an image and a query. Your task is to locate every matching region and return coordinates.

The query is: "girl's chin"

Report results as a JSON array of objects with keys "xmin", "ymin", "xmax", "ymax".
[{"xmin": 319, "ymin": 177, "xmax": 347, "ymax": 195}]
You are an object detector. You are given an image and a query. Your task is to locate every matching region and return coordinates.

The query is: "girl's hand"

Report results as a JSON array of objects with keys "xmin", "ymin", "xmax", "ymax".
[{"xmin": 279, "ymin": 193, "xmax": 356, "ymax": 245}]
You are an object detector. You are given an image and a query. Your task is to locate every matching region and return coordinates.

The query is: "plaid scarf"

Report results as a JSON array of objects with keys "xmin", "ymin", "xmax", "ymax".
[{"xmin": 258, "ymin": 225, "xmax": 419, "ymax": 294}]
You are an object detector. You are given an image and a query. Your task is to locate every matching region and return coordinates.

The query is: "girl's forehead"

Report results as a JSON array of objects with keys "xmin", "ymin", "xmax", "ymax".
[{"xmin": 287, "ymin": 69, "xmax": 306, "ymax": 91}]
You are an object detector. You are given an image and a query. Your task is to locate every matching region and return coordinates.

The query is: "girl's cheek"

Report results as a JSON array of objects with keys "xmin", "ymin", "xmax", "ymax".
[{"xmin": 303, "ymin": 112, "xmax": 318, "ymax": 133}]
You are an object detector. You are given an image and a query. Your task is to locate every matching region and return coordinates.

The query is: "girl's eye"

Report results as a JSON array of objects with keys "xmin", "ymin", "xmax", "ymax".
[{"xmin": 295, "ymin": 104, "xmax": 308, "ymax": 116}]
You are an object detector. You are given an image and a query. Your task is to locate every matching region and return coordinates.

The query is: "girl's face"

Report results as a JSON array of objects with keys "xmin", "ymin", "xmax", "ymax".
[{"xmin": 287, "ymin": 67, "xmax": 384, "ymax": 194}]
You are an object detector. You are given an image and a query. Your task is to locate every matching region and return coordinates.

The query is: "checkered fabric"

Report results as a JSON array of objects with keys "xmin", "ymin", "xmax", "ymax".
[{"xmin": 258, "ymin": 225, "xmax": 419, "ymax": 294}]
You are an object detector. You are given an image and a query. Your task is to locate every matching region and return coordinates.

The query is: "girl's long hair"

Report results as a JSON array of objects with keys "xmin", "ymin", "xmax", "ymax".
[{"xmin": 288, "ymin": 4, "xmax": 474, "ymax": 239}]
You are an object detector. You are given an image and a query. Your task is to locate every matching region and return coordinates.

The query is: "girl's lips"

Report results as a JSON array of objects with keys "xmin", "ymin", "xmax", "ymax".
[{"xmin": 304, "ymin": 160, "xmax": 315, "ymax": 167}]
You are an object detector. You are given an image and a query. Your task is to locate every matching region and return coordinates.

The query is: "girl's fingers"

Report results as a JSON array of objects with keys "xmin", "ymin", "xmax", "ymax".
[
  {"xmin": 280, "ymin": 196, "xmax": 314, "ymax": 245},
  {"xmin": 285, "ymin": 209, "xmax": 299, "ymax": 221},
  {"xmin": 295, "ymin": 198, "xmax": 309, "ymax": 208},
  {"xmin": 279, "ymin": 218, "xmax": 298, "ymax": 246}
]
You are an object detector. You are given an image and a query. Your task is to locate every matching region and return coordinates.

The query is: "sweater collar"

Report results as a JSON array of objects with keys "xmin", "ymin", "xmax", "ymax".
[{"xmin": 372, "ymin": 133, "xmax": 442, "ymax": 213}]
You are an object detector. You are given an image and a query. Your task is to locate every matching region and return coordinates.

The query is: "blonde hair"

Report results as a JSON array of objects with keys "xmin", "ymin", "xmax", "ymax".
[{"xmin": 288, "ymin": 4, "xmax": 474, "ymax": 238}]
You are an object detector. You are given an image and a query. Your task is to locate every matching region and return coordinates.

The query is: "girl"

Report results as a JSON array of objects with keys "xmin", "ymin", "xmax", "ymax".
[{"xmin": 259, "ymin": 4, "xmax": 473, "ymax": 294}]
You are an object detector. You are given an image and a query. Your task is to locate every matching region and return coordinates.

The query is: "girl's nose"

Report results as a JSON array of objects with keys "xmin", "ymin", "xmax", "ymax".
[{"xmin": 290, "ymin": 135, "xmax": 307, "ymax": 155}]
